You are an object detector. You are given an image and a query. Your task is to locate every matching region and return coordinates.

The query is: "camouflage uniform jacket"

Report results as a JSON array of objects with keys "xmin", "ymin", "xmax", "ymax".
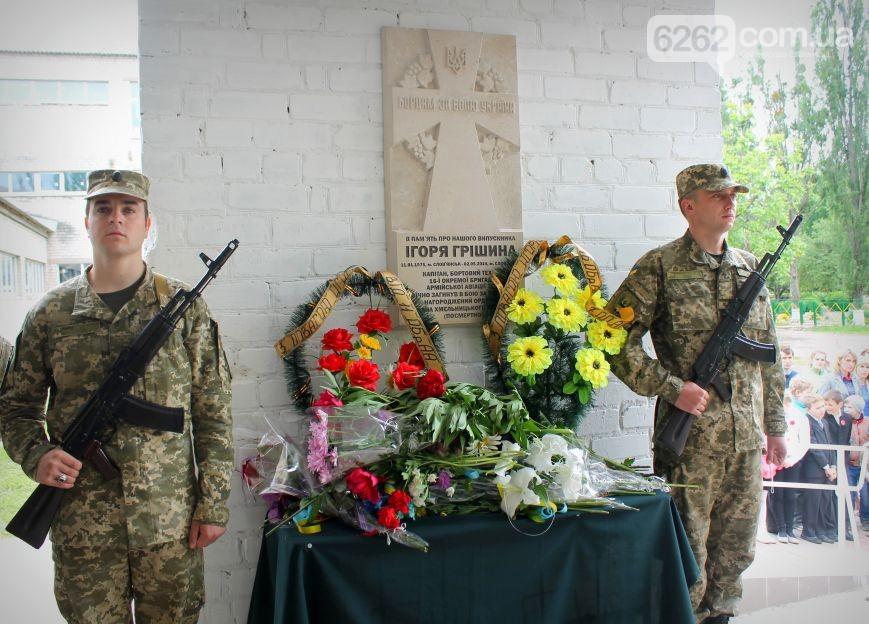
[
  {"xmin": 607, "ymin": 230, "xmax": 786, "ymax": 455},
  {"xmin": 0, "ymin": 265, "xmax": 233, "ymax": 548}
]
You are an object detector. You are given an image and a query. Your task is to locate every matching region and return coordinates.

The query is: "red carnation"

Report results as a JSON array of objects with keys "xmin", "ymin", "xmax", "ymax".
[
  {"xmin": 387, "ymin": 490, "xmax": 412, "ymax": 515},
  {"xmin": 322, "ymin": 328, "xmax": 353, "ymax": 352},
  {"xmin": 398, "ymin": 342, "xmax": 425, "ymax": 368},
  {"xmin": 356, "ymin": 309, "xmax": 392, "ymax": 335},
  {"xmin": 417, "ymin": 369, "xmax": 446, "ymax": 400},
  {"xmin": 312, "ymin": 390, "xmax": 343, "ymax": 408},
  {"xmin": 318, "ymin": 353, "xmax": 347, "ymax": 373},
  {"xmin": 346, "ymin": 359, "xmax": 380, "ymax": 391},
  {"xmin": 346, "ymin": 467, "xmax": 380, "ymax": 504},
  {"xmin": 377, "ymin": 506, "xmax": 401, "ymax": 530},
  {"xmin": 391, "ymin": 361, "xmax": 422, "ymax": 390}
]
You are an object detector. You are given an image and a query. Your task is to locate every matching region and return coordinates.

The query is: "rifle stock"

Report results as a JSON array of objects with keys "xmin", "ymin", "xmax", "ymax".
[
  {"xmin": 5, "ymin": 485, "xmax": 65, "ymax": 549},
  {"xmin": 5, "ymin": 240, "xmax": 238, "ymax": 548}
]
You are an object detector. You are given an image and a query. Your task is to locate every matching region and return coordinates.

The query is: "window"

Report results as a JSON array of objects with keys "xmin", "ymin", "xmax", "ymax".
[
  {"xmin": 12, "ymin": 172, "xmax": 33, "ymax": 192},
  {"xmin": 58, "ymin": 263, "xmax": 87, "ymax": 283},
  {"xmin": 0, "ymin": 252, "xmax": 17, "ymax": 294},
  {"xmin": 24, "ymin": 259, "xmax": 45, "ymax": 296},
  {"xmin": 87, "ymin": 81, "xmax": 109, "ymax": 104},
  {"xmin": 0, "ymin": 80, "xmax": 109, "ymax": 105},
  {"xmin": 40, "ymin": 172, "xmax": 61, "ymax": 191},
  {"xmin": 0, "ymin": 80, "xmax": 29, "ymax": 103},
  {"xmin": 64, "ymin": 171, "xmax": 88, "ymax": 192},
  {"xmin": 131, "ymin": 82, "xmax": 140, "ymax": 129},
  {"xmin": 0, "ymin": 171, "xmax": 89, "ymax": 194}
]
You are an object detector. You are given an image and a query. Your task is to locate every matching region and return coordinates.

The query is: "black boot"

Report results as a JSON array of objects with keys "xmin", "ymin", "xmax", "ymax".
[{"xmin": 702, "ymin": 616, "xmax": 731, "ymax": 624}]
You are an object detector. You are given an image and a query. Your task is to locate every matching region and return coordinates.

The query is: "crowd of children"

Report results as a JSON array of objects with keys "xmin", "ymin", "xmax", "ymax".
[{"xmin": 761, "ymin": 346, "xmax": 869, "ymax": 544}]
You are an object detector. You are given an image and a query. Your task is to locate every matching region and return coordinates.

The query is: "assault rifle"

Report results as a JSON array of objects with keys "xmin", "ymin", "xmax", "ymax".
[
  {"xmin": 655, "ymin": 216, "xmax": 802, "ymax": 458},
  {"xmin": 6, "ymin": 240, "xmax": 239, "ymax": 548}
]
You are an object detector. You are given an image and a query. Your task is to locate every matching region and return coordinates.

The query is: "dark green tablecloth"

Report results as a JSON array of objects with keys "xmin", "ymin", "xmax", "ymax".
[{"xmin": 248, "ymin": 492, "xmax": 699, "ymax": 624}]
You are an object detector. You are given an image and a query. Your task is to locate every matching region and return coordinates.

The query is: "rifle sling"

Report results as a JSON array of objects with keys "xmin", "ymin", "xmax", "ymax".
[{"xmin": 117, "ymin": 394, "xmax": 185, "ymax": 434}]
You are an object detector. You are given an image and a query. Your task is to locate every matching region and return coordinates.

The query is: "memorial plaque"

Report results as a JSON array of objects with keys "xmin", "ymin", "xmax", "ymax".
[{"xmin": 382, "ymin": 27, "xmax": 523, "ymax": 324}]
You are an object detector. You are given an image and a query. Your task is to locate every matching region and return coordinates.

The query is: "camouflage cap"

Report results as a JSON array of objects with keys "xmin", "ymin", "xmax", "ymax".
[
  {"xmin": 85, "ymin": 170, "xmax": 149, "ymax": 201},
  {"xmin": 676, "ymin": 164, "xmax": 748, "ymax": 200}
]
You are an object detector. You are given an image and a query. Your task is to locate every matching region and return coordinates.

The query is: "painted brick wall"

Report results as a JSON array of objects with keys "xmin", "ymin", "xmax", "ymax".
[{"xmin": 139, "ymin": 1, "xmax": 721, "ymax": 620}]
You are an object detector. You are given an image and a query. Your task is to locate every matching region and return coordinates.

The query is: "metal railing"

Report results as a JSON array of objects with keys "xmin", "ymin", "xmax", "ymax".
[
  {"xmin": 772, "ymin": 299, "xmax": 862, "ymax": 326},
  {"xmin": 762, "ymin": 442, "xmax": 869, "ymax": 548}
]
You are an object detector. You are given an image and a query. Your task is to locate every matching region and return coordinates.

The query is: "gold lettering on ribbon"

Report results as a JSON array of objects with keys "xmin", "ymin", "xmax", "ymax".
[
  {"xmin": 274, "ymin": 266, "xmax": 370, "ymax": 359},
  {"xmin": 483, "ymin": 240, "xmax": 548, "ymax": 362},
  {"xmin": 377, "ymin": 270, "xmax": 447, "ymax": 377},
  {"xmin": 550, "ymin": 237, "xmax": 626, "ymax": 329}
]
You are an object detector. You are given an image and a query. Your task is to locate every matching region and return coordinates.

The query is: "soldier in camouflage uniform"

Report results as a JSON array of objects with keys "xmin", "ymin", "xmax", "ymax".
[
  {"xmin": 0, "ymin": 170, "xmax": 233, "ymax": 623},
  {"xmin": 606, "ymin": 165, "xmax": 787, "ymax": 624}
]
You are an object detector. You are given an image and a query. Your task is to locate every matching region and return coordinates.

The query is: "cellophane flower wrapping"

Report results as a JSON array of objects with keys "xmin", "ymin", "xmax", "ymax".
[{"xmin": 306, "ymin": 404, "xmax": 406, "ymax": 485}]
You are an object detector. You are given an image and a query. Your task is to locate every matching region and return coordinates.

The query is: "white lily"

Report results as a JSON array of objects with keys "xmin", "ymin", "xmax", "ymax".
[
  {"xmin": 552, "ymin": 448, "xmax": 595, "ymax": 501},
  {"xmin": 498, "ymin": 467, "xmax": 542, "ymax": 518},
  {"xmin": 494, "ymin": 440, "xmax": 522, "ymax": 477},
  {"xmin": 525, "ymin": 434, "xmax": 570, "ymax": 474}
]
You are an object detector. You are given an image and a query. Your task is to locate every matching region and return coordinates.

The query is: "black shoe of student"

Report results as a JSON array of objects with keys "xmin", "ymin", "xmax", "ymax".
[
  {"xmin": 801, "ymin": 531, "xmax": 822, "ymax": 544},
  {"xmin": 822, "ymin": 533, "xmax": 838, "ymax": 543},
  {"xmin": 702, "ymin": 615, "xmax": 731, "ymax": 624}
]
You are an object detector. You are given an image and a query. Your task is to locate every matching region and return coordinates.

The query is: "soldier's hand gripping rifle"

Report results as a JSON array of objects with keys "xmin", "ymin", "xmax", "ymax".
[
  {"xmin": 6, "ymin": 240, "xmax": 239, "ymax": 549},
  {"xmin": 655, "ymin": 216, "xmax": 802, "ymax": 459}
]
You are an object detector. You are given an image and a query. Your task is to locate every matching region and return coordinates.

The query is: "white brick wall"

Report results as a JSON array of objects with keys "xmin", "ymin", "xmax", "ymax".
[{"xmin": 139, "ymin": 1, "xmax": 721, "ymax": 620}]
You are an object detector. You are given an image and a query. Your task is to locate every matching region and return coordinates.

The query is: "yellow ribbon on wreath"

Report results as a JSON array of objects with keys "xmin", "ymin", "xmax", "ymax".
[
  {"xmin": 482, "ymin": 235, "xmax": 628, "ymax": 363},
  {"xmin": 274, "ymin": 267, "xmax": 447, "ymax": 377}
]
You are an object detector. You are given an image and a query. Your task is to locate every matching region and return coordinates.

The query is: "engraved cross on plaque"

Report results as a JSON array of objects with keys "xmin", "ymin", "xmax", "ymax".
[{"xmin": 389, "ymin": 30, "xmax": 520, "ymax": 232}]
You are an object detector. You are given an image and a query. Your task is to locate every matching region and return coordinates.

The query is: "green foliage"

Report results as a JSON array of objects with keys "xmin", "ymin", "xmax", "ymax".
[
  {"xmin": 722, "ymin": 68, "xmax": 813, "ymax": 300},
  {"xmin": 809, "ymin": 0, "xmax": 868, "ymax": 304},
  {"xmin": 1, "ymin": 446, "xmax": 34, "ymax": 537},
  {"xmin": 407, "ymin": 383, "xmax": 531, "ymax": 450},
  {"xmin": 723, "ymin": 0, "xmax": 867, "ymax": 304}
]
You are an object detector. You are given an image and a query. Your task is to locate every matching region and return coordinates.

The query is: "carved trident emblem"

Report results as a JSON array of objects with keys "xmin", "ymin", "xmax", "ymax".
[{"xmin": 446, "ymin": 46, "xmax": 467, "ymax": 73}]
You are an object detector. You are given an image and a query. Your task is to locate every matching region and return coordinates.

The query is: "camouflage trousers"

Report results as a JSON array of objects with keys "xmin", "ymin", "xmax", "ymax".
[
  {"xmin": 52, "ymin": 535, "xmax": 203, "ymax": 624},
  {"xmin": 664, "ymin": 408, "xmax": 762, "ymax": 623}
]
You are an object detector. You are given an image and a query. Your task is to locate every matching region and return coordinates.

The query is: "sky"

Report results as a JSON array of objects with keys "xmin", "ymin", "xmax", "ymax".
[{"xmin": 718, "ymin": 0, "xmax": 819, "ymax": 85}]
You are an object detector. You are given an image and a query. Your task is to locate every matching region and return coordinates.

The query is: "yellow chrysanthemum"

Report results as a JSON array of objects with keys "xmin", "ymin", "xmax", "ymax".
[
  {"xmin": 359, "ymin": 334, "xmax": 381, "ymax": 350},
  {"xmin": 575, "ymin": 348, "xmax": 610, "ymax": 389},
  {"xmin": 507, "ymin": 336, "xmax": 553, "ymax": 377},
  {"xmin": 540, "ymin": 263, "xmax": 579, "ymax": 296},
  {"xmin": 586, "ymin": 321, "xmax": 627, "ymax": 355},
  {"xmin": 575, "ymin": 285, "xmax": 606, "ymax": 311},
  {"xmin": 356, "ymin": 346, "xmax": 372, "ymax": 360},
  {"xmin": 545, "ymin": 297, "xmax": 587, "ymax": 332},
  {"xmin": 507, "ymin": 288, "xmax": 544, "ymax": 324}
]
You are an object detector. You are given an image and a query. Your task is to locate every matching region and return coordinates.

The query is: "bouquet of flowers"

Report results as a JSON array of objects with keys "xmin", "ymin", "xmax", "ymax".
[{"xmin": 241, "ymin": 426, "xmax": 430, "ymax": 550}]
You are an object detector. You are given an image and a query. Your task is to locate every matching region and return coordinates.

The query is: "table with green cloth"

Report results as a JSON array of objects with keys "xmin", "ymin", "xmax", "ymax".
[{"xmin": 248, "ymin": 492, "xmax": 699, "ymax": 624}]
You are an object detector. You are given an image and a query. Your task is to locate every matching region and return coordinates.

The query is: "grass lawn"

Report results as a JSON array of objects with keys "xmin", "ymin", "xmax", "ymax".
[
  {"xmin": 808, "ymin": 325, "xmax": 869, "ymax": 335},
  {"xmin": 0, "ymin": 446, "xmax": 36, "ymax": 537}
]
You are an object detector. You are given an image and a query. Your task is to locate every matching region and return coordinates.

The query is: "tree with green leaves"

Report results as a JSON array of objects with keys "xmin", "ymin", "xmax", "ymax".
[
  {"xmin": 810, "ymin": 0, "xmax": 867, "ymax": 305},
  {"xmin": 721, "ymin": 65, "xmax": 815, "ymax": 301}
]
